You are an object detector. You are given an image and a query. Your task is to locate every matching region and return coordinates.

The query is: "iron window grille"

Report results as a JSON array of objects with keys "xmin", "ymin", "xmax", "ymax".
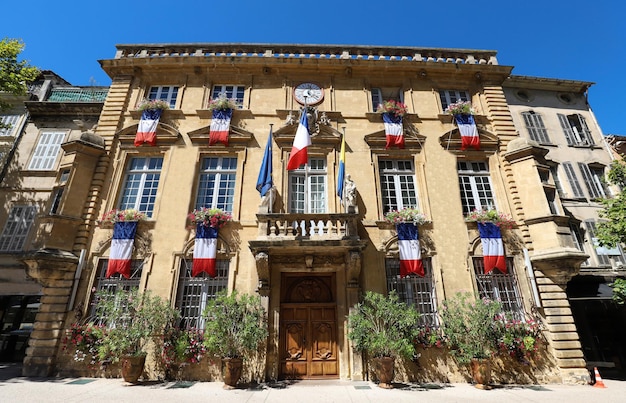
[
  {"xmin": 473, "ymin": 257, "xmax": 524, "ymax": 320},
  {"xmin": 385, "ymin": 258, "xmax": 438, "ymax": 327},
  {"xmin": 175, "ymin": 257, "xmax": 230, "ymax": 329}
]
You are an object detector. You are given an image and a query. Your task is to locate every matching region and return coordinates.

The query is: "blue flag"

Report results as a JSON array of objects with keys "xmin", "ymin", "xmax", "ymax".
[
  {"xmin": 256, "ymin": 126, "xmax": 273, "ymax": 196},
  {"xmin": 337, "ymin": 133, "xmax": 346, "ymax": 199}
]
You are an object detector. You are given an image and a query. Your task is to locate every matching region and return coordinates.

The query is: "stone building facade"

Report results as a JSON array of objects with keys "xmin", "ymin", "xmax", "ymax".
[
  {"xmin": 14, "ymin": 43, "xmax": 617, "ymax": 384},
  {"xmin": 0, "ymin": 71, "xmax": 107, "ymax": 363},
  {"xmin": 503, "ymin": 77, "xmax": 626, "ymax": 375}
]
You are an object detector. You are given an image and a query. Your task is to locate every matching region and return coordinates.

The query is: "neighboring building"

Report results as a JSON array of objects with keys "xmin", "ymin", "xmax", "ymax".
[
  {"xmin": 0, "ymin": 71, "xmax": 107, "ymax": 362},
  {"xmin": 19, "ymin": 43, "xmax": 605, "ymax": 384},
  {"xmin": 503, "ymin": 77, "xmax": 626, "ymax": 375}
]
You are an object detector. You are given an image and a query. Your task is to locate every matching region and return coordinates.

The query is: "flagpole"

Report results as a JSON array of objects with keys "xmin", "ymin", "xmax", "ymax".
[
  {"xmin": 268, "ymin": 124, "xmax": 274, "ymax": 211},
  {"xmin": 341, "ymin": 127, "xmax": 346, "ymax": 213}
]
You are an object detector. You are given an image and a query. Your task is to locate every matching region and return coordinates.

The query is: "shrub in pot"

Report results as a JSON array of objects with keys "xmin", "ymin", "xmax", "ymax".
[
  {"xmin": 94, "ymin": 288, "xmax": 180, "ymax": 383},
  {"xmin": 202, "ymin": 290, "xmax": 268, "ymax": 388},
  {"xmin": 347, "ymin": 291, "xmax": 421, "ymax": 388},
  {"xmin": 439, "ymin": 291, "xmax": 502, "ymax": 388}
]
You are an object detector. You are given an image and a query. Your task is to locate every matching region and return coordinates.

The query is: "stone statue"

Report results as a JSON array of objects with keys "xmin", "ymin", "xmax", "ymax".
[
  {"xmin": 259, "ymin": 185, "xmax": 277, "ymax": 213},
  {"xmin": 345, "ymin": 175, "xmax": 357, "ymax": 207}
]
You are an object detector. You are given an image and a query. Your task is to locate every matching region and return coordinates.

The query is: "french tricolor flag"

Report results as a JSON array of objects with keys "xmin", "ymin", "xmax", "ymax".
[
  {"xmin": 384, "ymin": 112, "xmax": 404, "ymax": 149},
  {"xmin": 397, "ymin": 223, "xmax": 424, "ymax": 277},
  {"xmin": 478, "ymin": 222, "xmax": 506, "ymax": 274},
  {"xmin": 209, "ymin": 108, "xmax": 233, "ymax": 146},
  {"xmin": 135, "ymin": 108, "xmax": 162, "ymax": 147},
  {"xmin": 106, "ymin": 221, "xmax": 138, "ymax": 279},
  {"xmin": 287, "ymin": 109, "xmax": 311, "ymax": 170},
  {"xmin": 455, "ymin": 114, "xmax": 480, "ymax": 151},
  {"xmin": 192, "ymin": 223, "xmax": 218, "ymax": 277}
]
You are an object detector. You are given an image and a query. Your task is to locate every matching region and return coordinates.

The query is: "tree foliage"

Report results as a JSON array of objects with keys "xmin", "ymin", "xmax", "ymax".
[
  {"xmin": 0, "ymin": 38, "xmax": 40, "ymax": 114},
  {"xmin": 597, "ymin": 158, "xmax": 626, "ymax": 247},
  {"xmin": 612, "ymin": 278, "xmax": 626, "ymax": 305}
]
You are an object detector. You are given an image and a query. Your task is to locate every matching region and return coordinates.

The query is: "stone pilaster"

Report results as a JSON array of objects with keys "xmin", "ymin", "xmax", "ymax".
[{"xmin": 20, "ymin": 249, "xmax": 78, "ymax": 377}]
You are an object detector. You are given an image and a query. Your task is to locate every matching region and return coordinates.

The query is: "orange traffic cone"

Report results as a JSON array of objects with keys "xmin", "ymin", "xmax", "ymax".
[{"xmin": 593, "ymin": 367, "xmax": 607, "ymax": 388}]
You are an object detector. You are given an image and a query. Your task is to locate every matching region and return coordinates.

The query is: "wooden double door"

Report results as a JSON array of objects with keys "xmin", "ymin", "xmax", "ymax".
[{"xmin": 279, "ymin": 274, "xmax": 338, "ymax": 379}]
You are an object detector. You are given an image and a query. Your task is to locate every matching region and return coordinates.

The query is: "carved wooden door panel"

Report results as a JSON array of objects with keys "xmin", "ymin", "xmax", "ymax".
[
  {"xmin": 279, "ymin": 274, "xmax": 338, "ymax": 379},
  {"xmin": 280, "ymin": 304, "xmax": 338, "ymax": 379}
]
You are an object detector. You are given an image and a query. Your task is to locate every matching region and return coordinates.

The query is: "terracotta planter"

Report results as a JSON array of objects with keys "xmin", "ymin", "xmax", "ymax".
[
  {"xmin": 120, "ymin": 355, "xmax": 146, "ymax": 383},
  {"xmin": 222, "ymin": 358, "xmax": 243, "ymax": 388},
  {"xmin": 469, "ymin": 358, "xmax": 492, "ymax": 388},
  {"xmin": 372, "ymin": 356, "xmax": 395, "ymax": 389}
]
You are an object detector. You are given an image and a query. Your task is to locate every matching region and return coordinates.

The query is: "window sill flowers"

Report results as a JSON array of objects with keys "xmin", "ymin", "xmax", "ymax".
[
  {"xmin": 137, "ymin": 99, "xmax": 170, "ymax": 111},
  {"xmin": 384, "ymin": 208, "xmax": 429, "ymax": 225},
  {"xmin": 465, "ymin": 209, "xmax": 515, "ymax": 229},
  {"xmin": 207, "ymin": 93, "xmax": 241, "ymax": 111},
  {"xmin": 445, "ymin": 100, "xmax": 475, "ymax": 116},
  {"xmin": 188, "ymin": 207, "xmax": 232, "ymax": 229},
  {"xmin": 98, "ymin": 209, "xmax": 147, "ymax": 226},
  {"xmin": 376, "ymin": 99, "xmax": 408, "ymax": 117}
]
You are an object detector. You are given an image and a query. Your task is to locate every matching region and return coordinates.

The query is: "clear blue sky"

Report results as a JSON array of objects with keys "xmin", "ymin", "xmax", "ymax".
[{"xmin": 5, "ymin": 0, "xmax": 624, "ymax": 135}]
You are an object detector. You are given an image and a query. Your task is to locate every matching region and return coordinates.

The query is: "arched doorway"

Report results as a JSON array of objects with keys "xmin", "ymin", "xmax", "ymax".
[{"xmin": 279, "ymin": 273, "xmax": 338, "ymax": 379}]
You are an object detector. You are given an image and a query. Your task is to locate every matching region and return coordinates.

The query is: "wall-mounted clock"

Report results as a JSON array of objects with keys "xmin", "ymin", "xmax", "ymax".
[{"xmin": 293, "ymin": 82, "xmax": 324, "ymax": 105}]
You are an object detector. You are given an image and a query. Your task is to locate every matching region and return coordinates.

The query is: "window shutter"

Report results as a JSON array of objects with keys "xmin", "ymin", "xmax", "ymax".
[
  {"xmin": 522, "ymin": 112, "xmax": 550, "ymax": 143},
  {"xmin": 562, "ymin": 162, "xmax": 584, "ymax": 198},
  {"xmin": 558, "ymin": 114, "xmax": 575, "ymax": 145},
  {"xmin": 578, "ymin": 163, "xmax": 602, "ymax": 199}
]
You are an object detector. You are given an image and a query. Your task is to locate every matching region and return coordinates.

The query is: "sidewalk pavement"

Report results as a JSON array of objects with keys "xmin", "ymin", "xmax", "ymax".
[{"xmin": 1, "ymin": 362, "xmax": 625, "ymax": 403}]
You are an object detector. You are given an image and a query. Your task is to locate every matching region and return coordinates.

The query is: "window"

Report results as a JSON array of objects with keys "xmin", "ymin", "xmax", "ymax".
[
  {"xmin": 148, "ymin": 86, "xmax": 179, "ymax": 109},
  {"xmin": 211, "ymin": 85, "xmax": 245, "ymax": 108},
  {"xmin": 175, "ymin": 257, "xmax": 230, "ymax": 328},
  {"xmin": 584, "ymin": 220, "xmax": 626, "ymax": 267},
  {"xmin": 386, "ymin": 258, "xmax": 438, "ymax": 327},
  {"xmin": 49, "ymin": 169, "xmax": 71, "ymax": 215},
  {"xmin": 0, "ymin": 206, "xmax": 37, "ymax": 252},
  {"xmin": 195, "ymin": 157, "xmax": 237, "ymax": 212},
  {"xmin": 289, "ymin": 158, "xmax": 326, "ymax": 213},
  {"xmin": 0, "ymin": 115, "xmax": 21, "ymax": 136},
  {"xmin": 118, "ymin": 156, "xmax": 163, "ymax": 217},
  {"xmin": 458, "ymin": 161, "xmax": 495, "ymax": 214},
  {"xmin": 370, "ymin": 88, "xmax": 403, "ymax": 112},
  {"xmin": 551, "ymin": 165, "xmax": 565, "ymax": 198},
  {"xmin": 578, "ymin": 164, "xmax": 608, "ymax": 199},
  {"xmin": 90, "ymin": 259, "xmax": 143, "ymax": 323},
  {"xmin": 545, "ymin": 188, "xmax": 559, "ymax": 215},
  {"xmin": 558, "ymin": 113, "xmax": 594, "ymax": 146},
  {"xmin": 521, "ymin": 111, "xmax": 550, "ymax": 143},
  {"xmin": 379, "ymin": 159, "xmax": 418, "ymax": 214},
  {"xmin": 561, "ymin": 162, "xmax": 585, "ymax": 198},
  {"xmin": 473, "ymin": 257, "xmax": 524, "ymax": 319},
  {"xmin": 439, "ymin": 90, "xmax": 470, "ymax": 112},
  {"xmin": 28, "ymin": 131, "xmax": 65, "ymax": 170}
]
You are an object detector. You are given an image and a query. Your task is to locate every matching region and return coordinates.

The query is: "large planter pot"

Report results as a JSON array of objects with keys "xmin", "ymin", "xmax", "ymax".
[
  {"xmin": 222, "ymin": 358, "xmax": 243, "ymax": 388},
  {"xmin": 372, "ymin": 356, "xmax": 395, "ymax": 389},
  {"xmin": 121, "ymin": 355, "xmax": 146, "ymax": 383},
  {"xmin": 469, "ymin": 358, "xmax": 492, "ymax": 389}
]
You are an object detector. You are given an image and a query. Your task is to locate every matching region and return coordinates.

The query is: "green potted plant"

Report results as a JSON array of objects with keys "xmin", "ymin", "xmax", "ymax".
[
  {"xmin": 94, "ymin": 288, "xmax": 180, "ymax": 383},
  {"xmin": 347, "ymin": 291, "xmax": 420, "ymax": 388},
  {"xmin": 202, "ymin": 290, "xmax": 268, "ymax": 388},
  {"xmin": 440, "ymin": 291, "xmax": 502, "ymax": 388}
]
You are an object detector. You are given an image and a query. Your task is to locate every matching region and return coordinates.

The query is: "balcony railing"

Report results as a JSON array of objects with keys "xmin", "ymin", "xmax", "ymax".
[
  {"xmin": 47, "ymin": 88, "xmax": 108, "ymax": 102},
  {"xmin": 256, "ymin": 213, "xmax": 359, "ymax": 241},
  {"xmin": 113, "ymin": 44, "xmax": 499, "ymax": 65}
]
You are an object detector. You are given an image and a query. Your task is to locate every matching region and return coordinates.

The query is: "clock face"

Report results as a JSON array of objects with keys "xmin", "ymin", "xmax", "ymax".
[{"xmin": 294, "ymin": 82, "xmax": 324, "ymax": 105}]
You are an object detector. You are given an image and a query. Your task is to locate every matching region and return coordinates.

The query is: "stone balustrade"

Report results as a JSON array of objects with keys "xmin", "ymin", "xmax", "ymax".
[
  {"xmin": 114, "ymin": 43, "xmax": 498, "ymax": 65},
  {"xmin": 256, "ymin": 213, "xmax": 359, "ymax": 240}
]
